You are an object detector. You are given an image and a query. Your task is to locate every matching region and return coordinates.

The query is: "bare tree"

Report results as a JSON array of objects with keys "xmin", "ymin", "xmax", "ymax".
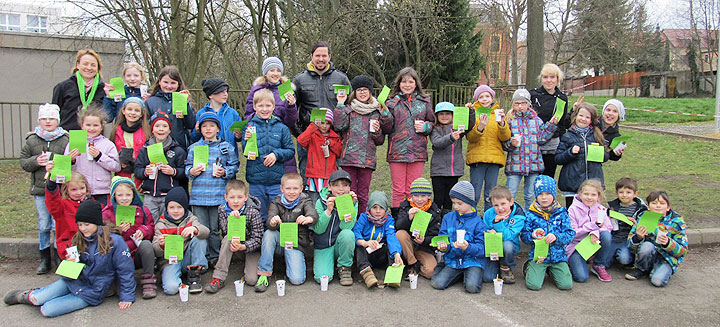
[{"xmin": 477, "ymin": 0, "xmax": 526, "ymax": 85}]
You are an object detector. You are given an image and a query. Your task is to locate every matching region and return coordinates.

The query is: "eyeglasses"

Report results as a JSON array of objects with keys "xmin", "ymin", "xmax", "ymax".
[{"xmin": 355, "ymin": 88, "xmax": 370, "ymax": 93}]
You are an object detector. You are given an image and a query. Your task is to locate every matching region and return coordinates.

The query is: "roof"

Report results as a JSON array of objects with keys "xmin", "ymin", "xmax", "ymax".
[{"xmin": 661, "ymin": 29, "xmax": 718, "ymax": 49}]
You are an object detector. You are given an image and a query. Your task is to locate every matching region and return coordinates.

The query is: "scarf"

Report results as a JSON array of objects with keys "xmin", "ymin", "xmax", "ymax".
[
  {"xmin": 76, "ymin": 71, "xmax": 100, "ymax": 111},
  {"xmin": 529, "ymin": 200, "xmax": 562, "ymax": 221},
  {"xmin": 281, "ymin": 194, "xmax": 300, "ymax": 210},
  {"xmin": 350, "ymin": 98, "xmax": 380, "ymax": 115},
  {"xmin": 34, "ymin": 126, "xmax": 66, "ymax": 142},
  {"xmin": 165, "ymin": 211, "xmax": 188, "ymax": 225},
  {"xmin": 223, "ymin": 201, "xmax": 246, "ymax": 216},
  {"xmin": 570, "ymin": 124, "xmax": 591, "ymax": 136},
  {"xmin": 121, "ymin": 120, "xmax": 143, "ymax": 133},
  {"xmin": 148, "ymin": 135, "xmax": 173, "ymax": 149},
  {"xmin": 367, "ymin": 212, "xmax": 389, "ymax": 226},
  {"xmin": 409, "ymin": 199, "xmax": 433, "ymax": 212}
]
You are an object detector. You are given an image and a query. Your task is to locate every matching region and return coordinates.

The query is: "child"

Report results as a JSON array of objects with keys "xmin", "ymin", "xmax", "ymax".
[
  {"xmin": 566, "ymin": 179, "xmax": 614, "ymax": 282},
  {"xmin": 153, "ymin": 187, "xmax": 209, "ymax": 294},
  {"xmin": 186, "ymin": 111, "xmax": 239, "ymax": 265},
  {"xmin": 44, "ymin": 169, "xmax": 90, "ymax": 259},
  {"xmin": 205, "ymin": 180, "xmax": 264, "ymax": 293},
  {"xmin": 520, "ymin": 175, "xmax": 575, "ymax": 291},
  {"xmin": 431, "ymin": 181, "xmax": 487, "ymax": 293},
  {"xmin": 626, "ymin": 191, "xmax": 688, "ymax": 287},
  {"xmin": 102, "ymin": 62, "xmax": 149, "ymax": 121},
  {"xmin": 101, "ymin": 177, "xmax": 157, "ymax": 298},
  {"xmin": 255, "ymin": 173, "xmax": 318, "ymax": 291},
  {"xmin": 385, "ymin": 67, "xmax": 435, "ymax": 211},
  {"xmin": 145, "ymin": 65, "xmax": 196, "ymax": 150},
  {"xmin": 504, "ymin": 89, "xmax": 558, "ymax": 212},
  {"xmin": 394, "ymin": 178, "xmax": 443, "ymax": 279},
  {"xmin": 191, "ymin": 78, "xmax": 243, "ymax": 156},
  {"xmin": 110, "ymin": 97, "xmax": 151, "ymax": 188},
  {"xmin": 134, "ymin": 113, "xmax": 187, "ymax": 221},
  {"xmin": 313, "ymin": 169, "xmax": 358, "ymax": 285},
  {"xmin": 600, "ymin": 99, "xmax": 627, "ymax": 161},
  {"xmin": 466, "ymin": 85, "xmax": 511, "ymax": 211},
  {"xmin": 3, "ymin": 200, "xmax": 135, "ymax": 317},
  {"xmin": 334, "ymin": 75, "xmax": 393, "ymax": 213},
  {"xmin": 430, "ymin": 102, "xmax": 475, "ymax": 212},
  {"xmin": 65, "ymin": 106, "xmax": 120, "ymax": 206},
  {"xmin": 482, "ymin": 185, "xmax": 525, "ymax": 284},
  {"xmin": 353, "ymin": 191, "xmax": 403, "ymax": 288},
  {"xmin": 556, "ymin": 102, "xmax": 607, "ymax": 207},
  {"xmin": 242, "ymin": 89, "xmax": 295, "ymax": 221},
  {"xmin": 19, "ymin": 104, "xmax": 68, "ymax": 274},
  {"xmin": 297, "ymin": 108, "xmax": 342, "ymax": 204},
  {"xmin": 606, "ymin": 177, "xmax": 647, "ymax": 268}
]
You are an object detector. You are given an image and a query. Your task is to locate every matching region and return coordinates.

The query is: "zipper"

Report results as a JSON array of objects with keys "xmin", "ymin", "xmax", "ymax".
[{"xmin": 328, "ymin": 209, "xmax": 335, "ymax": 247}]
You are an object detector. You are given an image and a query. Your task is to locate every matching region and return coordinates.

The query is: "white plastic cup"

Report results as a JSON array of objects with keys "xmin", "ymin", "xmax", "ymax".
[
  {"xmin": 369, "ymin": 119, "xmax": 378, "ymax": 132},
  {"xmin": 320, "ymin": 276, "xmax": 329, "ymax": 291},
  {"xmin": 494, "ymin": 278, "xmax": 503, "ymax": 295},
  {"xmin": 179, "ymin": 284, "xmax": 189, "ymax": 302},
  {"xmin": 234, "ymin": 280, "xmax": 244, "ymax": 297},
  {"xmin": 494, "ymin": 109, "xmax": 503, "ymax": 122},
  {"xmin": 213, "ymin": 163, "xmax": 221, "ymax": 177},
  {"xmin": 67, "ymin": 246, "xmax": 80, "ymax": 262},
  {"xmin": 140, "ymin": 85, "xmax": 149, "ymax": 97},
  {"xmin": 148, "ymin": 165, "xmax": 158, "ymax": 180},
  {"xmin": 409, "ymin": 274, "xmax": 418, "ymax": 290},
  {"xmin": 276, "ymin": 280, "xmax": 286, "ymax": 296},
  {"xmin": 456, "ymin": 230, "xmax": 466, "ymax": 244},
  {"xmin": 435, "ymin": 250, "xmax": 443, "ymax": 263}
]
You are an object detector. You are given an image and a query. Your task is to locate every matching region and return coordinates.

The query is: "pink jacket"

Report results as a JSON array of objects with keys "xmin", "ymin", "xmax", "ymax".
[
  {"xmin": 101, "ymin": 203, "xmax": 155, "ymax": 256},
  {"xmin": 566, "ymin": 195, "xmax": 612, "ymax": 257},
  {"xmin": 65, "ymin": 134, "xmax": 121, "ymax": 195}
]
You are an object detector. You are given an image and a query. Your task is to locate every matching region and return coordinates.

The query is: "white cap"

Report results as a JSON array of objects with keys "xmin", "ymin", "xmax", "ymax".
[{"xmin": 38, "ymin": 103, "xmax": 60, "ymax": 121}]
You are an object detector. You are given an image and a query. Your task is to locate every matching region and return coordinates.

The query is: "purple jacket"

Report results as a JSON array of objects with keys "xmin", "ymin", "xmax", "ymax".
[
  {"xmin": 385, "ymin": 92, "xmax": 435, "ymax": 163},
  {"xmin": 503, "ymin": 109, "xmax": 557, "ymax": 176},
  {"xmin": 566, "ymin": 195, "xmax": 613, "ymax": 257},
  {"xmin": 244, "ymin": 81, "xmax": 298, "ymax": 128},
  {"xmin": 65, "ymin": 134, "xmax": 121, "ymax": 195}
]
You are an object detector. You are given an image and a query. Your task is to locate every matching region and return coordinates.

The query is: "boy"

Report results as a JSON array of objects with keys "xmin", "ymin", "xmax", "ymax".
[
  {"xmin": 520, "ymin": 175, "xmax": 575, "ymax": 291},
  {"xmin": 186, "ymin": 111, "xmax": 239, "ymax": 266},
  {"xmin": 152, "ymin": 187, "xmax": 210, "ymax": 294},
  {"xmin": 314, "ymin": 169, "xmax": 358, "ymax": 286},
  {"xmin": 482, "ymin": 185, "xmax": 525, "ymax": 284},
  {"xmin": 606, "ymin": 177, "xmax": 646, "ymax": 268},
  {"xmin": 243, "ymin": 89, "xmax": 295, "ymax": 221},
  {"xmin": 353, "ymin": 191, "xmax": 403, "ymax": 288},
  {"xmin": 190, "ymin": 78, "xmax": 242, "ymax": 155},
  {"xmin": 297, "ymin": 108, "xmax": 342, "ymax": 205},
  {"xmin": 431, "ymin": 181, "xmax": 487, "ymax": 293},
  {"xmin": 254, "ymin": 173, "xmax": 317, "ymax": 292},
  {"xmin": 204, "ymin": 180, "xmax": 263, "ymax": 293}
]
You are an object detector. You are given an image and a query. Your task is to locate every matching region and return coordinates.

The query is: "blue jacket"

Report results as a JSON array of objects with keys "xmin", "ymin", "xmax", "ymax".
[
  {"xmin": 190, "ymin": 102, "xmax": 242, "ymax": 155},
  {"xmin": 314, "ymin": 187, "xmax": 358, "ymax": 250},
  {"xmin": 64, "ymin": 228, "xmax": 136, "ymax": 306},
  {"xmin": 352, "ymin": 213, "xmax": 402, "ymax": 257},
  {"xmin": 521, "ymin": 205, "xmax": 576, "ymax": 264},
  {"xmin": 438, "ymin": 209, "xmax": 488, "ymax": 269},
  {"xmin": 102, "ymin": 85, "xmax": 143, "ymax": 122},
  {"xmin": 185, "ymin": 138, "xmax": 239, "ymax": 206},
  {"xmin": 242, "ymin": 115, "xmax": 295, "ymax": 186},
  {"xmin": 555, "ymin": 127, "xmax": 608, "ymax": 193},
  {"xmin": 145, "ymin": 91, "xmax": 196, "ymax": 150},
  {"xmin": 483, "ymin": 203, "xmax": 526, "ymax": 249}
]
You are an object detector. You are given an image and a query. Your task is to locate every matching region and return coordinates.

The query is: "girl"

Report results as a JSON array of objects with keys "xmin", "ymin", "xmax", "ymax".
[
  {"xmin": 430, "ymin": 102, "xmax": 474, "ymax": 212},
  {"xmin": 44, "ymin": 170, "xmax": 90, "ymax": 259},
  {"xmin": 504, "ymin": 89, "xmax": 558, "ymax": 212},
  {"xmin": 297, "ymin": 109, "xmax": 342, "ymax": 205},
  {"xmin": 600, "ymin": 99, "xmax": 627, "ymax": 161},
  {"xmin": 566, "ymin": 179, "xmax": 614, "ymax": 283},
  {"xmin": 3, "ymin": 200, "xmax": 136, "ymax": 317},
  {"xmin": 110, "ymin": 97, "xmax": 151, "ymax": 189},
  {"xmin": 101, "ymin": 177, "xmax": 157, "ymax": 298},
  {"xmin": 102, "ymin": 62, "xmax": 150, "ymax": 121},
  {"xmin": 51, "ymin": 49, "xmax": 105, "ymax": 130},
  {"xmin": 134, "ymin": 113, "xmax": 187, "ymax": 221},
  {"xmin": 145, "ymin": 65, "xmax": 196, "ymax": 150},
  {"xmin": 385, "ymin": 67, "xmax": 435, "ymax": 212},
  {"xmin": 333, "ymin": 75, "xmax": 393, "ymax": 213},
  {"xmin": 65, "ymin": 106, "xmax": 121, "ymax": 206},
  {"xmin": 465, "ymin": 85, "xmax": 509, "ymax": 211},
  {"xmin": 529, "ymin": 63, "xmax": 570, "ymax": 177},
  {"xmin": 20, "ymin": 104, "xmax": 69, "ymax": 274},
  {"xmin": 555, "ymin": 103, "xmax": 608, "ymax": 207}
]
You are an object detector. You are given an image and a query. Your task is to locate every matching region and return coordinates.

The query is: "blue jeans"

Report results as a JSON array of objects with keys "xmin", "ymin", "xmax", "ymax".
[
  {"xmin": 257, "ymin": 230, "xmax": 306, "ymax": 285},
  {"xmin": 431, "ymin": 263, "xmax": 484, "ymax": 293},
  {"xmin": 482, "ymin": 241, "xmax": 518, "ymax": 282},
  {"xmin": 34, "ymin": 195, "xmax": 55, "ymax": 250},
  {"xmin": 505, "ymin": 173, "xmax": 538, "ymax": 212},
  {"xmin": 635, "ymin": 242, "xmax": 673, "ymax": 287},
  {"xmin": 568, "ymin": 231, "xmax": 613, "ymax": 282},
  {"xmin": 29, "ymin": 279, "xmax": 89, "ymax": 317},
  {"xmin": 249, "ymin": 183, "xmax": 282, "ymax": 222},
  {"xmin": 192, "ymin": 205, "xmax": 220, "ymax": 261},
  {"xmin": 469, "ymin": 163, "xmax": 500, "ymax": 211},
  {"xmin": 161, "ymin": 237, "xmax": 208, "ymax": 294},
  {"xmin": 606, "ymin": 240, "xmax": 633, "ymax": 268}
]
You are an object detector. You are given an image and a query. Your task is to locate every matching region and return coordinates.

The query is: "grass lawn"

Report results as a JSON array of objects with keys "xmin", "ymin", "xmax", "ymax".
[{"xmin": 568, "ymin": 96, "xmax": 716, "ymax": 124}]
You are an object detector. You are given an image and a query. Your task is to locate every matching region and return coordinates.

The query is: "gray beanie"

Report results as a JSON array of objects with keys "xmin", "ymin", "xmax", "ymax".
[
  {"xmin": 449, "ymin": 181, "xmax": 475, "ymax": 207},
  {"xmin": 262, "ymin": 57, "xmax": 284, "ymax": 76},
  {"xmin": 367, "ymin": 191, "xmax": 390, "ymax": 211},
  {"xmin": 512, "ymin": 89, "xmax": 531, "ymax": 104}
]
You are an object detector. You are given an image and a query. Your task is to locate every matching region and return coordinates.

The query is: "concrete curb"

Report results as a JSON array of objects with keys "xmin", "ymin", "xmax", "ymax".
[
  {"xmin": 1, "ymin": 229, "xmax": 717, "ymax": 260},
  {"xmin": 622, "ymin": 125, "xmax": 720, "ymax": 142}
]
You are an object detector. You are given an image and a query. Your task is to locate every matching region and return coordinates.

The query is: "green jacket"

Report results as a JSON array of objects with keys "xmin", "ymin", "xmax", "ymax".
[{"xmin": 20, "ymin": 132, "xmax": 69, "ymax": 195}]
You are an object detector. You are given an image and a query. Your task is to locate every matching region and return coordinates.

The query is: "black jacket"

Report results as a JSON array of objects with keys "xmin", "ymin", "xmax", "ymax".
[
  {"xmin": 145, "ymin": 91, "xmax": 196, "ymax": 150},
  {"xmin": 599, "ymin": 119, "xmax": 622, "ymax": 161},
  {"xmin": 394, "ymin": 199, "xmax": 443, "ymax": 254},
  {"xmin": 292, "ymin": 62, "xmax": 350, "ymax": 136},
  {"xmin": 529, "ymin": 86, "xmax": 571, "ymax": 138},
  {"xmin": 555, "ymin": 127, "xmax": 608, "ymax": 192},
  {"xmin": 607, "ymin": 197, "xmax": 647, "ymax": 243},
  {"xmin": 52, "ymin": 74, "xmax": 106, "ymax": 130},
  {"xmin": 134, "ymin": 139, "xmax": 187, "ymax": 197}
]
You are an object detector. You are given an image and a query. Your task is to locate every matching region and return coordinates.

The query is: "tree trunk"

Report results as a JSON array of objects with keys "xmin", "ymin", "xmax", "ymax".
[{"xmin": 526, "ymin": 0, "xmax": 544, "ymax": 86}]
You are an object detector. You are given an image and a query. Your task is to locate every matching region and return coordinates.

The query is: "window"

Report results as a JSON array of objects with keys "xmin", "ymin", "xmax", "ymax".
[
  {"xmin": 490, "ymin": 62, "xmax": 500, "ymax": 79},
  {"xmin": 490, "ymin": 35, "xmax": 500, "ymax": 53},
  {"xmin": 705, "ymin": 54, "xmax": 710, "ymax": 63},
  {"xmin": 0, "ymin": 13, "xmax": 21, "ymax": 31},
  {"xmin": 26, "ymin": 15, "xmax": 48, "ymax": 33}
]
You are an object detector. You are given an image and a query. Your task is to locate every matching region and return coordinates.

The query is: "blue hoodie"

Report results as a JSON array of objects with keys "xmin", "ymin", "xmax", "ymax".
[
  {"xmin": 483, "ymin": 202, "xmax": 526, "ymax": 249},
  {"xmin": 438, "ymin": 208, "xmax": 488, "ymax": 269},
  {"xmin": 353, "ymin": 212, "xmax": 402, "ymax": 257}
]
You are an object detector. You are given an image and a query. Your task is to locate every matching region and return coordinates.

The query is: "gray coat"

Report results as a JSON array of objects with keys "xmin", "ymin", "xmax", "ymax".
[
  {"xmin": 20, "ymin": 132, "xmax": 69, "ymax": 195},
  {"xmin": 429, "ymin": 113, "xmax": 475, "ymax": 177},
  {"xmin": 292, "ymin": 62, "xmax": 350, "ymax": 135}
]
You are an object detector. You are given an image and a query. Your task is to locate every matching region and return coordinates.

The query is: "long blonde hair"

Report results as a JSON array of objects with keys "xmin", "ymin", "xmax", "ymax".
[
  {"xmin": 123, "ymin": 62, "xmax": 149, "ymax": 86},
  {"xmin": 578, "ymin": 179, "xmax": 605, "ymax": 203},
  {"xmin": 253, "ymin": 75, "xmax": 290, "ymax": 86}
]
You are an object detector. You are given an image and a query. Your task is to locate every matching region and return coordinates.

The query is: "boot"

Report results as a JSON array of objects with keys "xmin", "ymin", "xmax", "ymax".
[
  {"xmin": 3, "ymin": 289, "xmax": 34, "ymax": 305},
  {"xmin": 140, "ymin": 274, "xmax": 157, "ymax": 299},
  {"xmin": 187, "ymin": 265, "xmax": 203, "ymax": 293},
  {"xmin": 338, "ymin": 266, "xmax": 353, "ymax": 286},
  {"xmin": 360, "ymin": 266, "xmax": 378, "ymax": 288},
  {"xmin": 36, "ymin": 248, "xmax": 52, "ymax": 275}
]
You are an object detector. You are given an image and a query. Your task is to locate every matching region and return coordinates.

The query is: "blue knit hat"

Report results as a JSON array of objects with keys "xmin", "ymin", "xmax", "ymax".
[
  {"xmin": 534, "ymin": 175, "xmax": 557, "ymax": 199},
  {"xmin": 121, "ymin": 97, "xmax": 146, "ymax": 110},
  {"xmin": 197, "ymin": 111, "xmax": 221, "ymax": 129},
  {"xmin": 449, "ymin": 181, "xmax": 475, "ymax": 206},
  {"xmin": 410, "ymin": 178, "xmax": 432, "ymax": 195}
]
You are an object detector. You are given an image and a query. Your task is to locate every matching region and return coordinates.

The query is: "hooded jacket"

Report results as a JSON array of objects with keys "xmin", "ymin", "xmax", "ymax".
[
  {"xmin": 394, "ymin": 199, "xmax": 443, "ymax": 254},
  {"xmin": 521, "ymin": 204, "xmax": 576, "ymax": 264},
  {"xmin": 244, "ymin": 79, "xmax": 299, "ymax": 129},
  {"xmin": 385, "ymin": 92, "xmax": 435, "ymax": 163},
  {"xmin": 503, "ymin": 109, "xmax": 557, "ymax": 176},
  {"xmin": 466, "ymin": 103, "xmax": 511, "ymax": 166},
  {"xmin": 65, "ymin": 134, "xmax": 121, "ymax": 195},
  {"xmin": 292, "ymin": 62, "xmax": 350, "ymax": 136},
  {"xmin": 152, "ymin": 211, "xmax": 210, "ymax": 268},
  {"xmin": 20, "ymin": 131, "xmax": 69, "ymax": 196},
  {"xmin": 555, "ymin": 127, "xmax": 608, "ymax": 192},
  {"xmin": 145, "ymin": 91, "xmax": 196, "ymax": 149},
  {"xmin": 134, "ymin": 138, "xmax": 187, "ymax": 197},
  {"xmin": 483, "ymin": 203, "xmax": 526, "ymax": 249},
  {"xmin": 297, "ymin": 122, "xmax": 342, "ymax": 180},
  {"xmin": 438, "ymin": 208, "xmax": 488, "ymax": 269},
  {"xmin": 185, "ymin": 138, "xmax": 239, "ymax": 206},
  {"xmin": 241, "ymin": 114, "xmax": 295, "ymax": 186},
  {"xmin": 353, "ymin": 212, "xmax": 402, "ymax": 258},
  {"xmin": 430, "ymin": 111, "xmax": 475, "ymax": 177},
  {"xmin": 52, "ymin": 74, "xmax": 106, "ymax": 130},
  {"xmin": 628, "ymin": 209, "xmax": 688, "ymax": 273},
  {"xmin": 190, "ymin": 102, "xmax": 243, "ymax": 156},
  {"xmin": 314, "ymin": 187, "xmax": 358, "ymax": 250},
  {"xmin": 45, "ymin": 180, "xmax": 85, "ymax": 258},
  {"xmin": 333, "ymin": 100, "xmax": 393, "ymax": 170},
  {"xmin": 101, "ymin": 181, "xmax": 155, "ymax": 258},
  {"xmin": 566, "ymin": 196, "xmax": 613, "ymax": 257}
]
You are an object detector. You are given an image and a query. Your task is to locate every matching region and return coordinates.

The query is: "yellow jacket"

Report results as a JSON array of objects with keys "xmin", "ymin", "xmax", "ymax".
[{"xmin": 466, "ymin": 103, "xmax": 512, "ymax": 166}]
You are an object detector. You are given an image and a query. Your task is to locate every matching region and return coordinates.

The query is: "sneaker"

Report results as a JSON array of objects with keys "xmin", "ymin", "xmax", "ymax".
[
  {"xmin": 187, "ymin": 265, "xmax": 203, "ymax": 293},
  {"xmin": 591, "ymin": 265, "xmax": 612, "ymax": 282},
  {"xmin": 625, "ymin": 268, "xmax": 646, "ymax": 281},
  {"xmin": 338, "ymin": 266, "xmax": 353, "ymax": 286},
  {"xmin": 255, "ymin": 275, "xmax": 269, "ymax": 293},
  {"xmin": 204, "ymin": 278, "xmax": 225, "ymax": 293},
  {"xmin": 3, "ymin": 289, "xmax": 33, "ymax": 305},
  {"xmin": 500, "ymin": 266, "xmax": 516, "ymax": 284}
]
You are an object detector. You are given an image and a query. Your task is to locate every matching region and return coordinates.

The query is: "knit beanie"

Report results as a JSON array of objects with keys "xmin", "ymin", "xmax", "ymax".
[
  {"xmin": 38, "ymin": 103, "xmax": 60, "ymax": 121},
  {"xmin": 367, "ymin": 191, "xmax": 390, "ymax": 211},
  {"xmin": 603, "ymin": 99, "xmax": 626, "ymax": 122},
  {"xmin": 110, "ymin": 176, "xmax": 143, "ymax": 208},
  {"xmin": 434, "ymin": 102, "xmax": 454, "ymax": 113},
  {"xmin": 351, "ymin": 75, "xmax": 373, "ymax": 92},
  {"xmin": 534, "ymin": 175, "xmax": 557, "ymax": 199},
  {"xmin": 473, "ymin": 85, "xmax": 496, "ymax": 100},
  {"xmin": 151, "ymin": 112, "xmax": 173, "ymax": 131},
  {"xmin": 262, "ymin": 57, "xmax": 284, "ymax": 76},
  {"xmin": 121, "ymin": 97, "xmax": 146, "ymax": 111},
  {"xmin": 323, "ymin": 108, "xmax": 334, "ymax": 123},
  {"xmin": 164, "ymin": 187, "xmax": 190, "ymax": 221},
  {"xmin": 410, "ymin": 178, "xmax": 433, "ymax": 195},
  {"xmin": 75, "ymin": 200, "xmax": 104, "ymax": 226},
  {"xmin": 449, "ymin": 181, "xmax": 475, "ymax": 206},
  {"xmin": 197, "ymin": 111, "xmax": 221, "ymax": 129},
  {"xmin": 201, "ymin": 78, "xmax": 229, "ymax": 98},
  {"xmin": 512, "ymin": 89, "xmax": 531, "ymax": 104}
]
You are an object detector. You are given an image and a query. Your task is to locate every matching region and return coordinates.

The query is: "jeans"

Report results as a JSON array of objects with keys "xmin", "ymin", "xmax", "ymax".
[
  {"xmin": 431, "ymin": 263, "xmax": 484, "ymax": 293},
  {"xmin": 635, "ymin": 242, "xmax": 673, "ymax": 287},
  {"xmin": 482, "ymin": 241, "xmax": 518, "ymax": 282},
  {"xmin": 257, "ymin": 230, "xmax": 306, "ymax": 285},
  {"xmin": 34, "ymin": 195, "xmax": 54, "ymax": 250},
  {"xmin": 29, "ymin": 279, "xmax": 89, "ymax": 317},
  {"xmin": 161, "ymin": 237, "xmax": 208, "ymax": 294},
  {"xmin": 568, "ymin": 231, "xmax": 613, "ymax": 282},
  {"xmin": 505, "ymin": 173, "xmax": 538, "ymax": 212},
  {"xmin": 469, "ymin": 163, "xmax": 500, "ymax": 211},
  {"xmin": 249, "ymin": 183, "xmax": 282, "ymax": 222},
  {"xmin": 606, "ymin": 240, "xmax": 634, "ymax": 268},
  {"xmin": 192, "ymin": 205, "xmax": 220, "ymax": 261},
  {"xmin": 143, "ymin": 194, "xmax": 165, "ymax": 223}
]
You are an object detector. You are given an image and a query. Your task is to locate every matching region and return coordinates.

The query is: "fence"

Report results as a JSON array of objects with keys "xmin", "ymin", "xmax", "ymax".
[{"xmin": 0, "ymin": 102, "xmax": 43, "ymax": 159}]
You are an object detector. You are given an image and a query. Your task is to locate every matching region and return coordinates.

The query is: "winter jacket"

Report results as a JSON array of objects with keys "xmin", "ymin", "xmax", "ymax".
[
  {"xmin": 101, "ymin": 203, "xmax": 155, "ymax": 258},
  {"xmin": 437, "ymin": 208, "xmax": 488, "ymax": 269},
  {"xmin": 353, "ymin": 213, "xmax": 402, "ymax": 257},
  {"xmin": 242, "ymin": 115, "xmax": 295, "ymax": 186},
  {"xmin": 244, "ymin": 80, "xmax": 299, "ymax": 129},
  {"xmin": 529, "ymin": 86, "xmax": 571, "ymax": 139},
  {"xmin": 628, "ymin": 209, "xmax": 688, "ymax": 273},
  {"xmin": 430, "ymin": 114, "xmax": 475, "ymax": 177},
  {"xmin": 52, "ymin": 74, "xmax": 106, "ymax": 130},
  {"xmin": 314, "ymin": 187, "xmax": 358, "ymax": 250},
  {"xmin": 45, "ymin": 180, "xmax": 85, "ymax": 257},
  {"xmin": 333, "ymin": 102, "xmax": 393, "ymax": 170},
  {"xmin": 190, "ymin": 102, "xmax": 242, "ymax": 156},
  {"xmin": 113, "ymin": 123, "xmax": 148, "ymax": 188},
  {"xmin": 483, "ymin": 203, "xmax": 526, "ymax": 249},
  {"xmin": 19, "ymin": 131, "xmax": 69, "ymax": 196},
  {"xmin": 65, "ymin": 228, "xmax": 136, "ymax": 306},
  {"xmin": 185, "ymin": 139, "xmax": 239, "ymax": 206},
  {"xmin": 297, "ymin": 122, "xmax": 342, "ymax": 180},
  {"xmin": 385, "ymin": 92, "xmax": 435, "ymax": 163},
  {"xmin": 566, "ymin": 196, "xmax": 613, "ymax": 257},
  {"xmin": 466, "ymin": 104, "xmax": 511, "ymax": 166},
  {"xmin": 607, "ymin": 197, "xmax": 647, "ymax": 243},
  {"xmin": 504, "ymin": 109, "xmax": 557, "ymax": 176},
  {"xmin": 292, "ymin": 62, "xmax": 350, "ymax": 136},
  {"xmin": 102, "ymin": 85, "xmax": 143, "ymax": 121},
  {"xmin": 521, "ymin": 205, "xmax": 576, "ymax": 264},
  {"xmin": 599, "ymin": 118, "xmax": 622, "ymax": 161},
  {"xmin": 65, "ymin": 134, "xmax": 121, "ymax": 195},
  {"xmin": 555, "ymin": 127, "xmax": 608, "ymax": 193},
  {"xmin": 393, "ymin": 199, "xmax": 443, "ymax": 254},
  {"xmin": 152, "ymin": 212, "xmax": 210, "ymax": 268},
  {"xmin": 134, "ymin": 139, "xmax": 187, "ymax": 197},
  {"xmin": 145, "ymin": 91, "xmax": 196, "ymax": 149},
  {"xmin": 266, "ymin": 193, "xmax": 318, "ymax": 256},
  {"xmin": 218, "ymin": 196, "xmax": 263, "ymax": 253}
]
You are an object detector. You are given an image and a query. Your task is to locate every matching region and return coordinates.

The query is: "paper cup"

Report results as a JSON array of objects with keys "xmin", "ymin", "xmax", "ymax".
[
  {"xmin": 369, "ymin": 119, "xmax": 378, "ymax": 132},
  {"xmin": 140, "ymin": 85, "xmax": 148, "ymax": 97},
  {"xmin": 276, "ymin": 280, "xmax": 286, "ymax": 296},
  {"xmin": 320, "ymin": 276, "xmax": 329, "ymax": 291},
  {"xmin": 434, "ymin": 250, "xmax": 443, "ymax": 263},
  {"xmin": 67, "ymin": 246, "xmax": 80, "ymax": 262},
  {"xmin": 213, "ymin": 163, "xmax": 221, "ymax": 177},
  {"xmin": 409, "ymin": 274, "xmax": 418, "ymax": 290},
  {"xmin": 234, "ymin": 280, "xmax": 244, "ymax": 297},
  {"xmin": 494, "ymin": 109, "xmax": 503, "ymax": 122},
  {"xmin": 179, "ymin": 284, "xmax": 189, "ymax": 302},
  {"xmin": 494, "ymin": 278, "xmax": 503, "ymax": 295},
  {"xmin": 456, "ymin": 230, "xmax": 466, "ymax": 244},
  {"xmin": 148, "ymin": 165, "xmax": 158, "ymax": 180}
]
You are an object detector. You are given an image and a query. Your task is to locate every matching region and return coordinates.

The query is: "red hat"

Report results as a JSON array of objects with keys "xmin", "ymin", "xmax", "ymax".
[{"xmin": 151, "ymin": 112, "xmax": 172, "ymax": 131}]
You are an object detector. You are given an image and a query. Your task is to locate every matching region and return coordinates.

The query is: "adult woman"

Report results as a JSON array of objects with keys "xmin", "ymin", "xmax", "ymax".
[{"xmin": 52, "ymin": 49, "xmax": 105, "ymax": 130}]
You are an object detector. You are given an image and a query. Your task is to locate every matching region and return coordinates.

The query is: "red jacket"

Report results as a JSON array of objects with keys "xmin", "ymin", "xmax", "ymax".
[
  {"xmin": 113, "ymin": 124, "xmax": 147, "ymax": 189},
  {"xmin": 101, "ymin": 203, "xmax": 155, "ymax": 257},
  {"xmin": 45, "ymin": 181, "xmax": 82, "ymax": 258},
  {"xmin": 297, "ymin": 123, "xmax": 342, "ymax": 180}
]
